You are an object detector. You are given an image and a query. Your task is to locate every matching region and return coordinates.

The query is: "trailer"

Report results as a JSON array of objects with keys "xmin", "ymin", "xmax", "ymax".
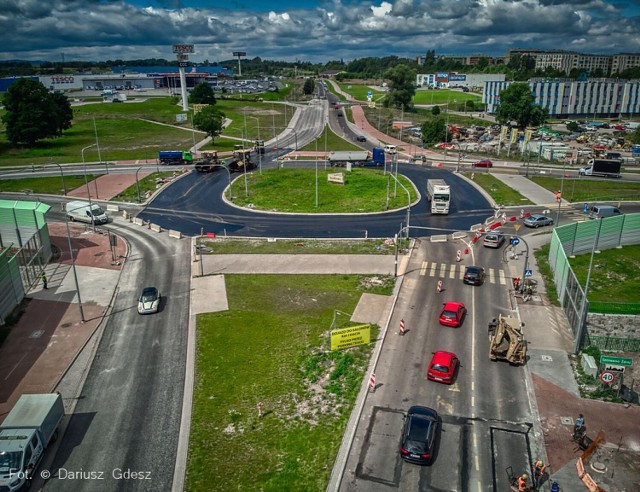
[
  {"xmin": 579, "ymin": 158, "xmax": 622, "ymax": 178},
  {"xmin": 0, "ymin": 393, "xmax": 65, "ymax": 491},
  {"xmin": 158, "ymin": 150, "xmax": 193, "ymax": 165},
  {"xmin": 328, "ymin": 148, "xmax": 385, "ymax": 167},
  {"xmin": 426, "ymin": 179, "xmax": 450, "ymax": 214}
]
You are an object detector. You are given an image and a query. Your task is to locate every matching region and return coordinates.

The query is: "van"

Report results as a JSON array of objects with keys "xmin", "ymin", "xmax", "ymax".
[
  {"xmin": 588, "ymin": 205, "xmax": 622, "ymax": 219},
  {"xmin": 383, "ymin": 144, "xmax": 397, "ymax": 154},
  {"xmin": 65, "ymin": 200, "xmax": 108, "ymax": 224}
]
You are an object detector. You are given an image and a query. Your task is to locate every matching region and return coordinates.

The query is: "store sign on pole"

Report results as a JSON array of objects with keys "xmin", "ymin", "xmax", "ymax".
[{"xmin": 173, "ymin": 44, "xmax": 194, "ymax": 53}]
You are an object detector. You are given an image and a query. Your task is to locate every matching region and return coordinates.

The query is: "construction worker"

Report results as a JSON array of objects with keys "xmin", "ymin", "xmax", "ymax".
[
  {"xmin": 533, "ymin": 459, "xmax": 546, "ymax": 488},
  {"xmin": 555, "ymin": 191, "xmax": 562, "ymax": 203},
  {"xmin": 517, "ymin": 473, "xmax": 529, "ymax": 492},
  {"xmin": 41, "ymin": 272, "xmax": 48, "ymax": 290}
]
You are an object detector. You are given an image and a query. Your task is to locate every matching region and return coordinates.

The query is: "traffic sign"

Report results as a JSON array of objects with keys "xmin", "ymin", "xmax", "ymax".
[
  {"xmin": 525, "ymin": 269, "xmax": 533, "ymax": 277},
  {"xmin": 511, "ymin": 237, "xmax": 520, "ymax": 246},
  {"xmin": 604, "ymin": 364, "xmax": 625, "ymax": 373},
  {"xmin": 600, "ymin": 355, "xmax": 633, "ymax": 366},
  {"xmin": 600, "ymin": 371, "xmax": 615, "ymax": 384}
]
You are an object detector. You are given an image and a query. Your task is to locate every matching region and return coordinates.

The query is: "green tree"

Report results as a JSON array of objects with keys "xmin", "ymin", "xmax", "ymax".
[
  {"xmin": 431, "ymin": 105, "xmax": 441, "ymax": 116},
  {"xmin": 193, "ymin": 106, "xmax": 225, "ymax": 143},
  {"xmin": 627, "ymin": 127, "xmax": 640, "ymax": 145},
  {"xmin": 188, "ymin": 82, "xmax": 217, "ymax": 105},
  {"xmin": 495, "ymin": 83, "xmax": 548, "ymax": 129},
  {"xmin": 566, "ymin": 121, "xmax": 580, "ymax": 132},
  {"xmin": 421, "ymin": 118, "xmax": 448, "ymax": 144},
  {"xmin": 2, "ymin": 78, "xmax": 73, "ymax": 145},
  {"xmin": 383, "ymin": 64, "xmax": 416, "ymax": 110},
  {"xmin": 476, "ymin": 57, "xmax": 489, "ymax": 69},
  {"xmin": 303, "ymin": 78, "xmax": 315, "ymax": 95}
]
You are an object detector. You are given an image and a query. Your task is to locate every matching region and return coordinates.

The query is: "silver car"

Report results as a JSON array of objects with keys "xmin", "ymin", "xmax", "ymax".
[
  {"xmin": 138, "ymin": 287, "xmax": 161, "ymax": 314},
  {"xmin": 483, "ymin": 231, "xmax": 506, "ymax": 248},
  {"xmin": 523, "ymin": 214, "xmax": 554, "ymax": 228}
]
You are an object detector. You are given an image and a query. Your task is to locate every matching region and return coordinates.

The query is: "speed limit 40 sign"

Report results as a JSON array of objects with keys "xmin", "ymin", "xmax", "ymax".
[{"xmin": 600, "ymin": 371, "xmax": 615, "ymax": 384}]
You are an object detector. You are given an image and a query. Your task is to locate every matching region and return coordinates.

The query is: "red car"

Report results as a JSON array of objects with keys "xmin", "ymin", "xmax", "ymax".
[
  {"xmin": 472, "ymin": 160, "xmax": 493, "ymax": 168},
  {"xmin": 439, "ymin": 301, "xmax": 466, "ymax": 327},
  {"xmin": 427, "ymin": 351, "xmax": 459, "ymax": 385}
]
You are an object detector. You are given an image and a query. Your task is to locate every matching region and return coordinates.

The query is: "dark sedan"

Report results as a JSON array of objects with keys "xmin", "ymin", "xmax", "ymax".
[
  {"xmin": 399, "ymin": 406, "xmax": 440, "ymax": 465},
  {"xmin": 463, "ymin": 266, "xmax": 486, "ymax": 286}
]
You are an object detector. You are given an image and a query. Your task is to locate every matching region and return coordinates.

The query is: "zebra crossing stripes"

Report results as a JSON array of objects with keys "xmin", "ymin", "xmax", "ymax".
[{"xmin": 419, "ymin": 261, "xmax": 507, "ymax": 285}]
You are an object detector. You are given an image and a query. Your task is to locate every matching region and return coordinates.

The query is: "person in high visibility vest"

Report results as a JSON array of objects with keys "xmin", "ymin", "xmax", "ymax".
[
  {"xmin": 555, "ymin": 191, "xmax": 562, "ymax": 203},
  {"xmin": 533, "ymin": 460, "xmax": 546, "ymax": 488},
  {"xmin": 517, "ymin": 474, "xmax": 529, "ymax": 492}
]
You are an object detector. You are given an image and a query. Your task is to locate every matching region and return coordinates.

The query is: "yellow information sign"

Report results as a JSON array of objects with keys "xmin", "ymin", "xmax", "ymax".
[{"xmin": 331, "ymin": 324, "xmax": 371, "ymax": 351}]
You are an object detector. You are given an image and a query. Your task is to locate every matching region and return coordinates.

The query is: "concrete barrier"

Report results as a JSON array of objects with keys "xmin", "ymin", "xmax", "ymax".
[
  {"xmin": 133, "ymin": 217, "xmax": 144, "ymax": 226},
  {"xmin": 169, "ymin": 229, "xmax": 182, "ymax": 239},
  {"xmin": 430, "ymin": 235, "xmax": 448, "ymax": 243},
  {"xmin": 106, "ymin": 204, "xmax": 120, "ymax": 212},
  {"xmin": 469, "ymin": 223, "xmax": 484, "ymax": 232},
  {"xmin": 484, "ymin": 216, "xmax": 497, "ymax": 226},
  {"xmin": 451, "ymin": 231, "xmax": 467, "ymax": 240},
  {"xmin": 150, "ymin": 223, "xmax": 162, "ymax": 233},
  {"xmin": 123, "ymin": 211, "xmax": 129, "ymax": 220}
]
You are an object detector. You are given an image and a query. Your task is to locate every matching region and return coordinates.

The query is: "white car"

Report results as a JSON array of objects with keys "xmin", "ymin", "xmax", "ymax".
[{"xmin": 138, "ymin": 287, "xmax": 161, "ymax": 314}]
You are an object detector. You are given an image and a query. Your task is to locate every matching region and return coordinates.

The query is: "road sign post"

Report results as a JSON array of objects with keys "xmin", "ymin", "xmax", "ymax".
[
  {"xmin": 600, "ymin": 356, "xmax": 633, "ymax": 366},
  {"xmin": 600, "ymin": 371, "xmax": 615, "ymax": 384}
]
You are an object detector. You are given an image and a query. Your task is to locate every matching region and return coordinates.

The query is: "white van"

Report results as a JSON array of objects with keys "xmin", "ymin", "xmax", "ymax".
[
  {"xmin": 65, "ymin": 200, "xmax": 108, "ymax": 224},
  {"xmin": 383, "ymin": 144, "xmax": 397, "ymax": 154}
]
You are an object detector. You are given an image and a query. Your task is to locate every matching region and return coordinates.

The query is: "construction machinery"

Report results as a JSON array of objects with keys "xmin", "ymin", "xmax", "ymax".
[
  {"xmin": 227, "ymin": 148, "xmax": 256, "ymax": 173},
  {"xmin": 488, "ymin": 314, "xmax": 527, "ymax": 365},
  {"xmin": 194, "ymin": 151, "xmax": 220, "ymax": 173}
]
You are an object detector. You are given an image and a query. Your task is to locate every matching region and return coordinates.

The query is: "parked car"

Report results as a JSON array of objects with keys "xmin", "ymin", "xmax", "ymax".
[
  {"xmin": 399, "ymin": 406, "xmax": 440, "ymax": 465},
  {"xmin": 439, "ymin": 301, "xmax": 466, "ymax": 327},
  {"xmin": 523, "ymin": 214, "xmax": 554, "ymax": 228},
  {"xmin": 483, "ymin": 231, "xmax": 506, "ymax": 248},
  {"xmin": 427, "ymin": 351, "xmax": 459, "ymax": 385},
  {"xmin": 138, "ymin": 286, "xmax": 161, "ymax": 314},
  {"xmin": 463, "ymin": 266, "xmax": 486, "ymax": 286},
  {"xmin": 472, "ymin": 160, "xmax": 493, "ymax": 168}
]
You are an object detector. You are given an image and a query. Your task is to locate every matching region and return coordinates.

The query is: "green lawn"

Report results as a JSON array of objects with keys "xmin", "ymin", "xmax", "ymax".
[
  {"xmin": 413, "ymin": 89, "xmax": 482, "ymax": 106},
  {"xmin": 336, "ymin": 83, "xmax": 385, "ymax": 102},
  {"xmin": 186, "ymin": 274, "xmax": 389, "ymax": 491},
  {"xmin": 226, "ymin": 168, "xmax": 417, "ymax": 213},
  {"xmin": 196, "ymin": 238, "xmax": 404, "ymax": 254},
  {"xmin": 0, "ymin": 175, "xmax": 97, "ymax": 195},
  {"xmin": 460, "ymin": 172, "xmax": 534, "ymax": 206},
  {"xmin": 530, "ymin": 176, "xmax": 640, "ymax": 203},
  {"xmin": 299, "ymin": 127, "xmax": 361, "ymax": 152},
  {"xmin": 110, "ymin": 171, "xmax": 177, "ymax": 202}
]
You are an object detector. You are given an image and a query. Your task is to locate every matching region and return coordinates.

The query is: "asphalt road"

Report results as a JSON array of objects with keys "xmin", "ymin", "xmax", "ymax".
[
  {"xmin": 43, "ymin": 220, "xmax": 191, "ymax": 492},
  {"xmin": 339, "ymin": 240, "xmax": 538, "ymax": 491},
  {"xmin": 137, "ymin": 163, "xmax": 495, "ymax": 238}
]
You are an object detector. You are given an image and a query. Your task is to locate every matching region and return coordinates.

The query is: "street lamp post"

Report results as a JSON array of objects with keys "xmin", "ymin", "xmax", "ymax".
[
  {"xmin": 52, "ymin": 163, "xmax": 66, "ymax": 195},
  {"xmin": 387, "ymin": 173, "xmax": 411, "ymax": 238},
  {"xmin": 65, "ymin": 206, "xmax": 86, "ymax": 322},
  {"xmin": 93, "ymin": 117, "xmax": 105, "ymax": 174},
  {"xmin": 135, "ymin": 167, "xmax": 142, "ymax": 203},
  {"xmin": 81, "ymin": 143, "xmax": 97, "ymax": 231},
  {"xmin": 555, "ymin": 161, "xmax": 567, "ymax": 227},
  {"xmin": 249, "ymin": 116, "xmax": 262, "ymax": 174}
]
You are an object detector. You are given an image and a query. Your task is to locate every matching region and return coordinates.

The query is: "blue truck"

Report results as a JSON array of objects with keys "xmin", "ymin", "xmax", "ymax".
[
  {"xmin": 158, "ymin": 150, "xmax": 193, "ymax": 165},
  {"xmin": 328, "ymin": 147, "xmax": 385, "ymax": 167}
]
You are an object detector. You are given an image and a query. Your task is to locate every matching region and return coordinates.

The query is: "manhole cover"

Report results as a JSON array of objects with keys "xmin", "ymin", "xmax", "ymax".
[
  {"xmin": 61, "ymin": 323, "xmax": 72, "ymax": 328},
  {"xmin": 560, "ymin": 417, "xmax": 573, "ymax": 425},
  {"xmin": 30, "ymin": 330, "xmax": 44, "ymax": 339},
  {"xmin": 590, "ymin": 462, "xmax": 607, "ymax": 473},
  {"xmin": 542, "ymin": 355, "xmax": 553, "ymax": 362}
]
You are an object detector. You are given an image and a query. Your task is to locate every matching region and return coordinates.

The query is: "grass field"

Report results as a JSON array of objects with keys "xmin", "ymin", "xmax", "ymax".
[
  {"xmin": 299, "ymin": 127, "xmax": 362, "ymax": 152},
  {"xmin": 196, "ymin": 238, "xmax": 405, "ymax": 254},
  {"xmin": 459, "ymin": 172, "xmax": 534, "ymax": 206},
  {"xmin": 0, "ymin": 175, "xmax": 97, "ymax": 195},
  {"xmin": 226, "ymin": 168, "xmax": 418, "ymax": 213},
  {"xmin": 336, "ymin": 83, "xmax": 385, "ymax": 102},
  {"xmin": 413, "ymin": 89, "xmax": 482, "ymax": 106},
  {"xmin": 530, "ymin": 176, "xmax": 640, "ymax": 202},
  {"xmin": 186, "ymin": 274, "xmax": 390, "ymax": 491}
]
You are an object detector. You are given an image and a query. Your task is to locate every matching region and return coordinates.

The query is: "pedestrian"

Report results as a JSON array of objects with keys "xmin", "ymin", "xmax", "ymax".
[
  {"xmin": 41, "ymin": 272, "xmax": 48, "ymax": 290},
  {"xmin": 517, "ymin": 473, "xmax": 529, "ymax": 492},
  {"xmin": 574, "ymin": 413, "xmax": 585, "ymax": 435},
  {"xmin": 533, "ymin": 459, "xmax": 546, "ymax": 488}
]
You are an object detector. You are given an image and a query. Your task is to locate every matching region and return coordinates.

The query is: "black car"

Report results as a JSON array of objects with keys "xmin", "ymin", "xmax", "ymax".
[
  {"xmin": 399, "ymin": 406, "xmax": 440, "ymax": 465},
  {"xmin": 356, "ymin": 135, "xmax": 367, "ymax": 142},
  {"xmin": 463, "ymin": 266, "xmax": 486, "ymax": 286}
]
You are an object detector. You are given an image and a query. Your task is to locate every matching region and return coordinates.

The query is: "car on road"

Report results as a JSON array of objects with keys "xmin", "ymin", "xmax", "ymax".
[
  {"xmin": 439, "ymin": 301, "xmax": 466, "ymax": 327},
  {"xmin": 337, "ymin": 111, "xmax": 343, "ymax": 117},
  {"xmin": 427, "ymin": 351, "xmax": 459, "ymax": 384},
  {"xmin": 523, "ymin": 214, "xmax": 554, "ymax": 228},
  {"xmin": 356, "ymin": 135, "xmax": 367, "ymax": 142},
  {"xmin": 483, "ymin": 231, "xmax": 506, "ymax": 248},
  {"xmin": 138, "ymin": 286, "xmax": 161, "ymax": 314},
  {"xmin": 399, "ymin": 406, "xmax": 440, "ymax": 465},
  {"xmin": 472, "ymin": 159, "xmax": 493, "ymax": 168},
  {"xmin": 463, "ymin": 266, "xmax": 486, "ymax": 286}
]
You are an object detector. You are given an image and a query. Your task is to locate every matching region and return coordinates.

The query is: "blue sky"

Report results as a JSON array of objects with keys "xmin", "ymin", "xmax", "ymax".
[{"xmin": 1, "ymin": 1, "xmax": 639, "ymax": 63}]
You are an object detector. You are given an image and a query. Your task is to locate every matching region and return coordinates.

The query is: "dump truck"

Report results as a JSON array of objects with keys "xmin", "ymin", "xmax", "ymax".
[
  {"xmin": 227, "ymin": 149, "xmax": 256, "ymax": 173},
  {"xmin": 0, "ymin": 393, "xmax": 65, "ymax": 491},
  {"xmin": 426, "ymin": 179, "xmax": 450, "ymax": 214},
  {"xmin": 194, "ymin": 151, "xmax": 220, "ymax": 173},
  {"xmin": 488, "ymin": 314, "xmax": 527, "ymax": 365},
  {"xmin": 158, "ymin": 150, "xmax": 193, "ymax": 165},
  {"xmin": 328, "ymin": 148, "xmax": 385, "ymax": 167}
]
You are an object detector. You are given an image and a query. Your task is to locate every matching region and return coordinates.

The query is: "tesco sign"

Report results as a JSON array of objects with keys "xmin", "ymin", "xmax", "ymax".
[{"xmin": 51, "ymin": 76, "xmax": 75, "ymax": 84}]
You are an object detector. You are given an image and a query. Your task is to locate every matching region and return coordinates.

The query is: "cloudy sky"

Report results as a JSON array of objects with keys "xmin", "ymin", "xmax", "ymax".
[{"xmin": 2, "ymin": 0, "xmax": 639, "ymax": 64}]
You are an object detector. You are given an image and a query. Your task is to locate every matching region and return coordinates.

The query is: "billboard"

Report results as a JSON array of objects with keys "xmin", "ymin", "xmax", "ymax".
[
  {"xmin": 450, "ymin": 74, "xmax": 467, "ymax": 81},
  {"xmin": 436, "ymin": 72, "xmax": 449, "ymax": 81},
  {"xmin": 172, "ymin": 44, "xmax": 194, "ymax": 53},
  {"xmin": 330, "ymin": 324, "xmax": 371, "ymax": 351}
]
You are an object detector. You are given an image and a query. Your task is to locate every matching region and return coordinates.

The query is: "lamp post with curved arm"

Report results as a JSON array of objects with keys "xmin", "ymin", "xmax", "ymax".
[
  {"xmin": 81, "ymin": 143, "xmax": 97, "ymax": 231},
  {"xmin": 51, "ymin": 163, "xmax": 66, "ymax": 196}
]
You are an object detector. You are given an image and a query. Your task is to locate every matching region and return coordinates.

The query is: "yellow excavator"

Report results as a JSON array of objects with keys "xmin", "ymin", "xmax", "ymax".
[{"xmin": 488, "ymin": 315, "xmax": 527, "ymax": 365}]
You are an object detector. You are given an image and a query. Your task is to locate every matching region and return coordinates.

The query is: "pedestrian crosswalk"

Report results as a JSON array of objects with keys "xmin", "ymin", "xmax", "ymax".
[{"xmin": 419, "ymin": 261, "xmax": 507, "ymax": 285}]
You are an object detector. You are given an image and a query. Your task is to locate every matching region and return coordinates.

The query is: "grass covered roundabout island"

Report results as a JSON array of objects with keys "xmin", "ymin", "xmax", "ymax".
[{"xmin": 225, "ymin": 168, "xmax": 419, "ymax": 213}]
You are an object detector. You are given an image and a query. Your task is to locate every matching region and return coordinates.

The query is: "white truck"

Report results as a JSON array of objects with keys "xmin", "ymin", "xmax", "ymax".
[
  {"xmin": 65, "ymin": 200, "xmax": 108, "ymax": 224},
  {"xmin": 426, "ymin": 179, "xmax": 450, "ymax": 214},
  {"xmin": 0, "ymin": 393, "xmax": 65, "ymax": 491}
]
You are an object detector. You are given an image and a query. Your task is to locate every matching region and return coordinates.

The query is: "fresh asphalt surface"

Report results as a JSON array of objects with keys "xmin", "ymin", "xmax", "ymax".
[
  {"xmin": 138, "ymin": 162, "xmax": 495, "ymax": 238},
  {"xmin": 43, "ymin": 220, "xmax": 191, "ymax": 492}
]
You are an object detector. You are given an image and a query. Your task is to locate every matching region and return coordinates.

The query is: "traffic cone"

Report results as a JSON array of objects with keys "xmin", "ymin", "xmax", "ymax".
[{"xmin": 437, "ymin": 280, "xmax": 443, "ymax": 292}]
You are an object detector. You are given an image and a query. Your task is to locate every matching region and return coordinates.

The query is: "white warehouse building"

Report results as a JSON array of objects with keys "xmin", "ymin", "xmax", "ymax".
[
  {"xmin": 484, "ymin": 78, "xmax": 640, "ymax": 118},
  {"xmin": 416, "ymin": 72, "xmax": 505, "ymax": 89}
]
